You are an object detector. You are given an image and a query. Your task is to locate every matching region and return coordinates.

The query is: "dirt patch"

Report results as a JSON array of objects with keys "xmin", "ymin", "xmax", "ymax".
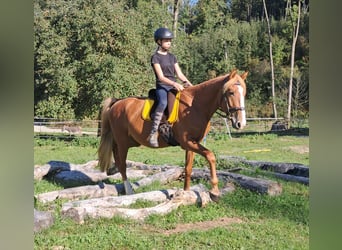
[
  {"xmin": 288, "ymin": 145, "xmax": 309, "ymax": 154},
  {"xmin": 144, "ymin": 217, "xmax": 244, "ymax": 235}
]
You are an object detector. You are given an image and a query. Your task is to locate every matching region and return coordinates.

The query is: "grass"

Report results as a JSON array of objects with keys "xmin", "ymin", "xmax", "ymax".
[{"xmin": 34, "ymin": 129, "xmax": 309, "ymax": 250}]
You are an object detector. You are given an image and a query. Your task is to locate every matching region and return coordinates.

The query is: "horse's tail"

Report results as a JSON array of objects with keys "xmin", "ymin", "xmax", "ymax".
[
  {"xmin": 96, "ymin": 107, "xmax": 102, "ymax": 137},
  {"xmin": 98, "ymin": 97, "xmax": 116, "ymax": 173}
]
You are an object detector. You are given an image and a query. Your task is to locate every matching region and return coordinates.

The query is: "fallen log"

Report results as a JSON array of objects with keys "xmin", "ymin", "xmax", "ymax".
[
  {"xmin": 219, "ymin": 156, "xmax": 309, "ymax": 177},
  {"xmin": 34, "ymin": 160, "xmax": 177, "ymax": 188},
  {"xmin": 272, "ymin": 172, "xmax": 309, "ymax": 185},
  {"xmin": 35, "ymin": 168, "xmax": 184, "ymax": 203},
  {"xmin": 35, "ymin": 183, "xmax": 125, "ymax": 203},
  {"xmin": 61, "ymin": 185, "xmax": 211, "ymax": 223},
  {"xmin": 34, "ymin": 209, "xmax": 54, "ymax": 233},
  {"xmin": 191, "ymin": 168, "xmax": 282, "ymax": 196},
  {"xmin": 51, "ymin": 168, "xmax": 152, "ymax": 188},
  {"xmin": 50, "ymin": 170, "xmax": 107, "ymax": 188},
  {"xmin": 34, "ymin": 164, "xmax": 51, "ymax": 181},
  {"xmin": 34, "ymin": 160, "xmax": 99, "ymax": 181},
  {"xmin": 133, "ymin": 167, "xmax": 184, "ymax": 189},
  {"xmin": 36, "ymin": 164, "xmax": 150, "ymax": 188},
  {"xmin": 126, "ymin": 160, "xmax": 174, "ymax": 171},
  {"xmin": 244, "ymin": 160, "xmax": 309, "ymax": 177},
  {"xmin": 218, "ymin": 167, "xmax": 309, "ymax": 186},
  {"xmin": 108, "ymin": 169, "xmax": 149, "ymax": 180}
]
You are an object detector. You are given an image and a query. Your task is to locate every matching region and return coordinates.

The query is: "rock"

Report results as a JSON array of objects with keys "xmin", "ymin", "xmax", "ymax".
[{"xmin": 34, "ymin": 209, "xmax": 54, "ymax": 232}]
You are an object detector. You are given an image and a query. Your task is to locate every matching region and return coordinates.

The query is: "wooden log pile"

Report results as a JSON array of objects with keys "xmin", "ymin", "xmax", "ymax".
[
  {"xmin": 34, "ymin": 158, "xmax": 309, "ymax": 230},
  {"xmin": 61, "ymin": 185, "xmax": 211, "ymax": 224}
]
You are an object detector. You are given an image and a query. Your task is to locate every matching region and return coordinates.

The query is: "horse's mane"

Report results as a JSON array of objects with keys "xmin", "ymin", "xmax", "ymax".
[
  {"xmin": 197, "ymin": 74, "xmax": 229, "ymax": 87},
  {"xmin": 188, "ymin": 72, "xmax": 246, "ymax": 96}
]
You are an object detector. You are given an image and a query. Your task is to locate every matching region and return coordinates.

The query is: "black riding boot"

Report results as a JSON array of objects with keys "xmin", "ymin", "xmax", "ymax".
[{"xmin": 147, "ymin": 111, "xmax": 163, "ymax": 147}]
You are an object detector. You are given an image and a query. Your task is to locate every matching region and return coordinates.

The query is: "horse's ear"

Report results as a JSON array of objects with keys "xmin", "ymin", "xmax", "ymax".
[
  {"xmin": 229, "ymin": 69, "xmax": 237, "ymax": 78},
  {"xmin": 241, "ymin": 71, "xmax": 248, "ymax": 80}
]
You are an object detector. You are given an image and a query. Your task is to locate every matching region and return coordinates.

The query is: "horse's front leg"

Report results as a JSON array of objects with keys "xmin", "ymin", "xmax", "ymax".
[
  {"xmin": 183, "ymin": 141, "xmax": 220, "ymax": 201},
  {"xmin": 205, "ymin": 149, "xmax": 220, "ymax": 201},
  {"xmin": 184, "ymin": 150, "xmax": 195, "ymax": 191}
]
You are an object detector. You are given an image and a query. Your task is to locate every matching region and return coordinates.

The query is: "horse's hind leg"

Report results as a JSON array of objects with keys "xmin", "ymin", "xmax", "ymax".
[
  {"xmin": 106, "ymin": 142, "xmax": 119, "ymax": 175},
  {"xmin": 184, "ymin": 150, "xmax": 195, "ymax": 191},
  {"xmin": 114, "ymin": 144, "xmax": 134, "ymax": 195}
]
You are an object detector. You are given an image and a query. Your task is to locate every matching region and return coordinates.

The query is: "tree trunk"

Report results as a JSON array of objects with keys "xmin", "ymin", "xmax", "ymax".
[
  {"xmin": 262, "ymin": 0, "xmax": 278, "ymax": 118},
  {"xmin": 173, "ymin": 0, "xmax": 180, "ymax": 37},
  {"xmin": 287, "ymin": 0, "xmax": 301, "ymax": 127}
]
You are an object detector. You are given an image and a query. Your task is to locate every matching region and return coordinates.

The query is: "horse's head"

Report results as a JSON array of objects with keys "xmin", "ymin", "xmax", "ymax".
[{"xmin": 222, "ymin": 70, "xmax": 248, "ymax": 130}]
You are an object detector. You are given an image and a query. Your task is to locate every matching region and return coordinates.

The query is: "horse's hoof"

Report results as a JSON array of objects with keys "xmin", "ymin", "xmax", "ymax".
[
  {"xmin": 106, "ymin": 167, "xmax": 117, "ymax": 175},
  {"xmin": 124, "ymin": 180, "xmax": 134, "ymax": 195},
  {"xmin": 209, "ymin": 192, "xmax": 220, "ymax": 203}
]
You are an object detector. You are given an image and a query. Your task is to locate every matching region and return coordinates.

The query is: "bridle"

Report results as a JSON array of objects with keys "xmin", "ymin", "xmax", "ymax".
[{"xmin": 216, "ymin": 82, "xmax": 245, "ymax": 119}]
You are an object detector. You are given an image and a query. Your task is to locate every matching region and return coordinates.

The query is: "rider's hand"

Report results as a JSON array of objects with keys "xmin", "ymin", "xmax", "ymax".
[
  {"xmin": 182, "ymin": 80, "xmax": 192, "ymax": 88},
  {"xmin": 174, "ymin": 83, "xmax": 184, "ymax": 91}
]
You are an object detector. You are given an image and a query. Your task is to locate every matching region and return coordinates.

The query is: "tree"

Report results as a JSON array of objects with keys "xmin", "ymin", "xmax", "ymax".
[
  {"xmin": 34, "ymin": 0, "xmax": 309, "ymax": 120},
  {"xmin": 173, "ymin": 0, "xmax": 180, "ymax": 37},
  {"xmin": 262, "ymin": 0, "xmax": 277, "ymax": 118},
  {"xmin": 286, "ymin": 0, "xmax": 302, "ymax": 126}
]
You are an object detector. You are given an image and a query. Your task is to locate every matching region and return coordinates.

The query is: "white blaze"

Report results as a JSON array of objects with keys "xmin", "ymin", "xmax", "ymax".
[{"xmin": 237, "ymin": 85, "xmax": 246, "ymax": 127}]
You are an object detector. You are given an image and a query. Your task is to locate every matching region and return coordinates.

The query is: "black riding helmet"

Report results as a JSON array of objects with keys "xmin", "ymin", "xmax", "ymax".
[{"xmin": 154, "ymin": 27, "xmax": 174, "ymax": 43}]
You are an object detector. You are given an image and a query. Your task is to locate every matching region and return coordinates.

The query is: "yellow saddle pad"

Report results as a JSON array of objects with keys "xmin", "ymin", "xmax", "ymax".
[{"xmin": 142, "ymin": 91, "xmax": 181, "ymax": 124}]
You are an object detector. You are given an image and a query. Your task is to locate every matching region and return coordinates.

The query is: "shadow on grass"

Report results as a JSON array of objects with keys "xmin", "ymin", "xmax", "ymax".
[
  {"xmin": 34, "ymin": 133, "xmax": 94, "ymax": 141},
  {"xmin": 230, "ymin": 127, "xmax": 309, "ymax": 138}
]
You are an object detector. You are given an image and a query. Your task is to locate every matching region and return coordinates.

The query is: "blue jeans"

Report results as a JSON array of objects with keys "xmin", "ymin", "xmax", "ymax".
[{"xmin": 155, "ymin": 86, "xmax": 168, "ymax": 114}]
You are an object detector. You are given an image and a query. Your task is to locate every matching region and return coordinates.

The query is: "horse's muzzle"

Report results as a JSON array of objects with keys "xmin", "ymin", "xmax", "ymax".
[{"xmin": 232, "ymin": 118, "xmax": 246, "ymax": 130}]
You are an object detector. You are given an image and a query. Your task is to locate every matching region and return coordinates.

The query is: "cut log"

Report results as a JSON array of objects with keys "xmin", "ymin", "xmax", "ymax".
[
  {"xmin": 219, "ymin": 156, "xmax": 309, "ymax": 177},
  {"xmin": 34, "ymin": 160, "xmax": 99, "ymax": 181},
  {"xmin": 51, "ymin": 170, "xmax": 107, "ymax": 188},
  {"xmin": 35, "ymin": 162, "xmax": 150, "ymax": 188},
  {"xmin": 191, "ymin": 168, "xmax": 282, "ymax": 196},
  {"xmin": 34, "ymin": 164, "xmax": 51, "ymax": 181},
  {"xmin": 132, "ymin": 167, "xmax": 184, "ymax": 189},
  {"xmin": 35, "ymin": 168, "xmax": 184, "ymax": 203},
  {"xmin": 34, "ymin": 209, "xmax": 54, "ymax": 232},
  {"xmin": 109, "ymin": 169, "xmax": 150, "ymax": 180},
  {"xmin": 51, "ymin": 168, "xmax": 151, "ymax": 188},
  {"xmin": 34, "ymin": 160, "xmax": 178, "ymax": 188},
  {"xmin": 218, "ymin": 166, "xmax": 309, "ymax": 186},
  {"xmin": 244, "ymin": 160, "xmax": 309, "ymax": 177},
  {"xmin": 35, "ymin": 183, "xmax": 125, "ymax": 203},
  {"xmin": 272, "ymin": 172, "xmax": 309, "ymax": 185},
  {"xmin": 61, "ymin": 184, "xmax": 211, "ymax": 223},
  {"xmin": 126, "ymin": 160, "xmax": 163, "ymax": 171}
]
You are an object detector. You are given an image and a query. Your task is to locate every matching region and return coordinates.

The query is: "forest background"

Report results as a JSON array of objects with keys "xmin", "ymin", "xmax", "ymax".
[{"xmin": 34, "ymin": 0, "xmax": 309, "ymax": 123}]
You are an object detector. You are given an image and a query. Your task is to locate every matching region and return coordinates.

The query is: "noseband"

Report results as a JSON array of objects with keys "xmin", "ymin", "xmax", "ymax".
[{"xmin": 217, "ymin": 82, "xmax": 245, "ymax": 119}]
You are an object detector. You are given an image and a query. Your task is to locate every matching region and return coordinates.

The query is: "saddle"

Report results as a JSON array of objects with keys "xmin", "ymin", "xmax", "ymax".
[
  {"xmin": 142, "ymin": 89, "xmax": 181, "ymax": 124},
  {"xmin": 141, "ymin": 89, "xmax": 180, "ymax": 146}
]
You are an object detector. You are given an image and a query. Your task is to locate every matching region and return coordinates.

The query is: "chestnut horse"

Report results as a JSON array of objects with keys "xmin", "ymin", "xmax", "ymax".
[{"xmin": 98, "ymin": 69, "xmax": 248, "ymax": 200}]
